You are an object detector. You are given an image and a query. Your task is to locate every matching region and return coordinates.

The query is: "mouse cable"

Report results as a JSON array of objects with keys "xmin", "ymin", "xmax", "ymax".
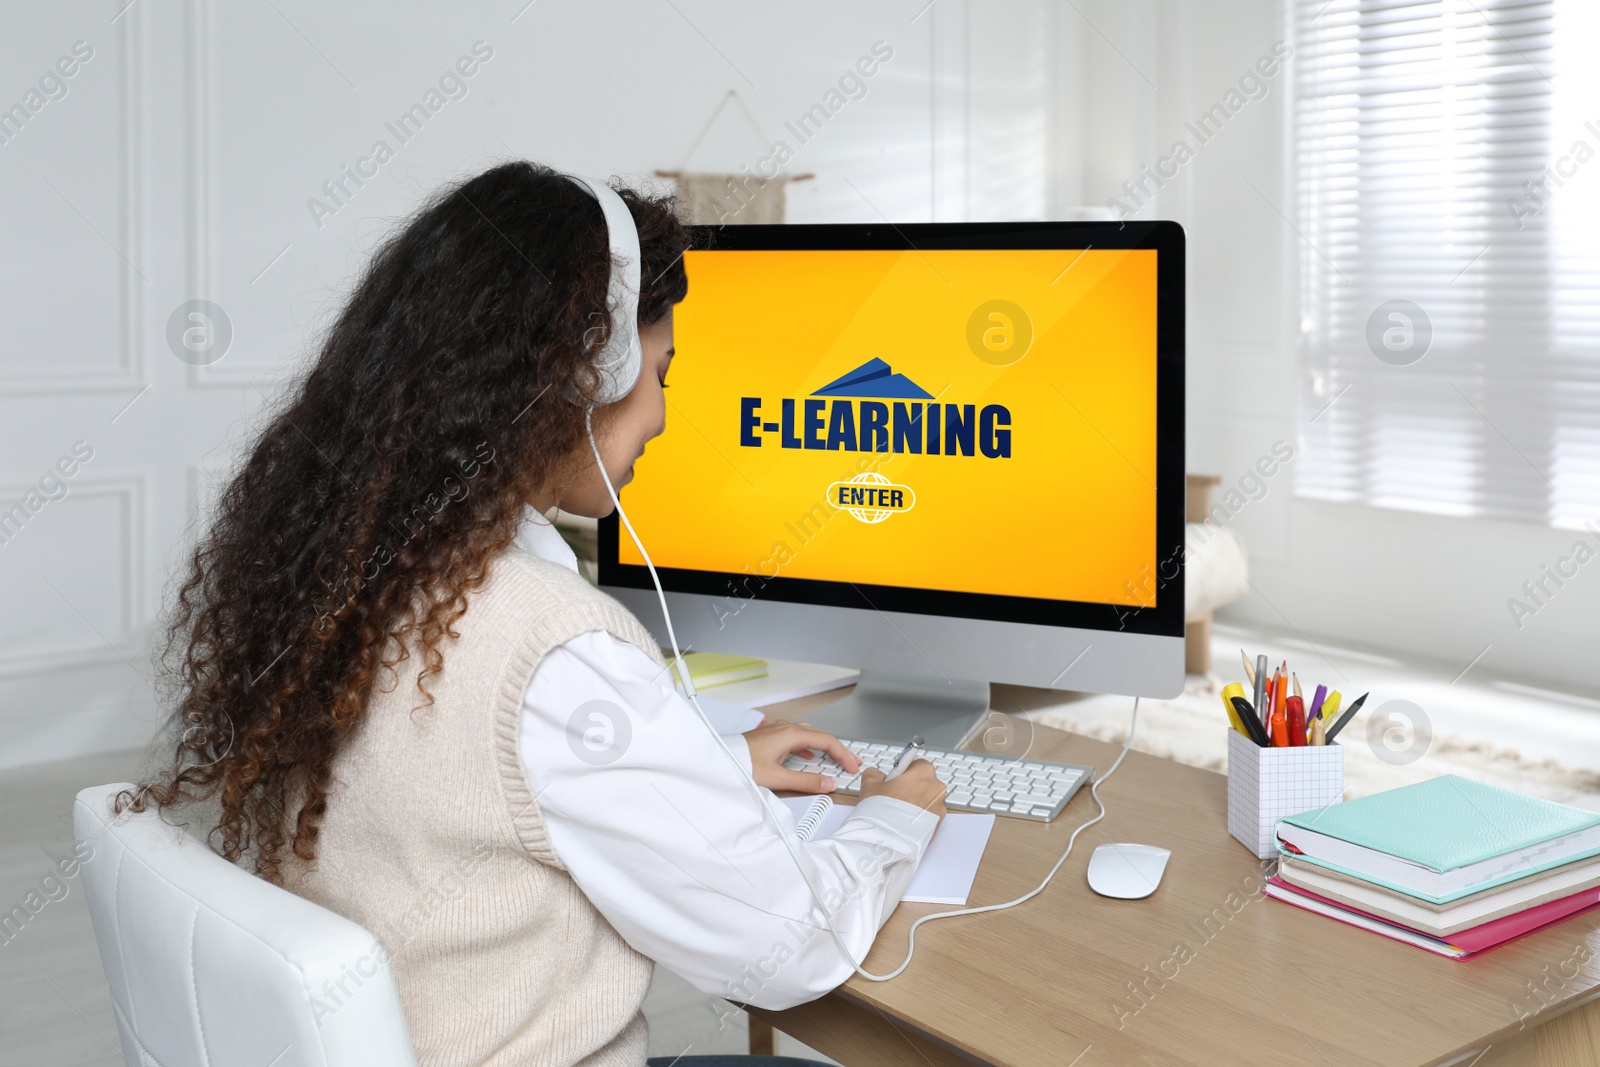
[
  {"xmin": 586, "ymin": 410, "xmax": 1141, "ymax": 985},
  {"xmin": 852, "ymin": 696, "xmax": 1138, "ymax": 981}
]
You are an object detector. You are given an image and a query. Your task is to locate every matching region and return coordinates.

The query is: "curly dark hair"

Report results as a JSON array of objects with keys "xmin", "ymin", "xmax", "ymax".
[{"xmin": 119, "ymin": 161, "xmax": 692, "ymax": 883}]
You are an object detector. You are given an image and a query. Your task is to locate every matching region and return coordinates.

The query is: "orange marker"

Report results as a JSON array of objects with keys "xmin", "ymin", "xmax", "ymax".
[{"xmin": 1270, "ymin": 706, "xmax": 1289, "ymax": 747}]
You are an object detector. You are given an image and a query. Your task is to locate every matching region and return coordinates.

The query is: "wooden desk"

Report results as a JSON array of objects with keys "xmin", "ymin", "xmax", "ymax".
[{"xmin": 751, "ymin": 690, "xmax": 1600, "ymax": 1067}]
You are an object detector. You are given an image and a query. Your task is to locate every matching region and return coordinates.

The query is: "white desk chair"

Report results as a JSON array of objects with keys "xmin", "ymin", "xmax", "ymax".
[{"xmin": 73, "ymin": 783, "xmax": 417, "ymax": 1067}]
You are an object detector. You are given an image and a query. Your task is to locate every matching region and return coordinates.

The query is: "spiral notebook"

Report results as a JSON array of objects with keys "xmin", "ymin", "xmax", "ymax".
[{"xmin": 779, "ymin": 795, "xmax": 995, "ymax": 906}]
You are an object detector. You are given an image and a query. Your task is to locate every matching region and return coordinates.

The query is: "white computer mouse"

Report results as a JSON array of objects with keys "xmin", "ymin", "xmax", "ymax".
[{"xmin": 1086, "ymin": 842, "xmax": 1171, "ymax": 899}]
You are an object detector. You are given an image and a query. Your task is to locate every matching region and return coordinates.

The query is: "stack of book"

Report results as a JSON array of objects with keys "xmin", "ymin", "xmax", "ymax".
[{"xmin": 1267, "ymin": 775, "xmax": 1600, "ymax": 959}]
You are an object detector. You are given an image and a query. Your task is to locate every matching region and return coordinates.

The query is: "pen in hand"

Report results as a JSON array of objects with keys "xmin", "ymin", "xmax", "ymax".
[{"xmin": 885, "ymin": 735, "xmax": 926, "ymax": 780}]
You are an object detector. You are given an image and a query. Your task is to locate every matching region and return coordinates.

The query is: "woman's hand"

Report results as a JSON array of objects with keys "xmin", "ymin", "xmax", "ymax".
[
  {"xmin": 741, "ymin": 720, "xmax": 862, "ymax": 794},
  {"xmin": 859, "ymin": 761, "xmax": 947, "ymax": 819}
]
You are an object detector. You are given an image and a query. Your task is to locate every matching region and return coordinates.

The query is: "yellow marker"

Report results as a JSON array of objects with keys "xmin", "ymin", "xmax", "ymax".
[
  {"xmin": 1221, "ymin": 682, "xmax": 1249, "ymax": 737},
  {"xmin": 1320, "ymin": 690, "xmax": 1342, "ymax": 724}
]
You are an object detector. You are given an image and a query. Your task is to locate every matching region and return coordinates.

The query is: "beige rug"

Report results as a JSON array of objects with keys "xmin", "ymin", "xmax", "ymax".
[{"xmin": 1000, "ymin": 679, "xmax": 1600, "ymax": 808}]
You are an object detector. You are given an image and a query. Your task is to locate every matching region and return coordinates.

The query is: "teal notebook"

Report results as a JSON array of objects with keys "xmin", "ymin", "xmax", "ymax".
[{"xmin": 1276, "ymin": 775, "xmax": 1600, "ymax": 905}]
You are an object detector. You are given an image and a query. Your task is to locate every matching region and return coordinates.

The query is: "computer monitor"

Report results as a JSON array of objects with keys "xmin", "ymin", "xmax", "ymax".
[{"xmin": 600, "ymin": 220, "xmax": 1185, "ymax": 748}]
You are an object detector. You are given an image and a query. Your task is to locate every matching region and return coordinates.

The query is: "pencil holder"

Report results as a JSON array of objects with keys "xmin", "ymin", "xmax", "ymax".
[{"xmin": 1225, "ymin": 729, "xmax": 1344, "ymax": 859}]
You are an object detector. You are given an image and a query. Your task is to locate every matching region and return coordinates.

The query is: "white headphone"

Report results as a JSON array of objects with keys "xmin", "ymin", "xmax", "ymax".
[{"xmin": 565, "ymin": 174, "xmax": 645, "ymax": 406}]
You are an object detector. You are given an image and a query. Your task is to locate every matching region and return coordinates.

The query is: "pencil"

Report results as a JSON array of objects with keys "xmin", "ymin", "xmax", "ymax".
[
  {"xmin": 1324, "ymin": 692, "xmax": 1370, "ymax": 742},
  {"xmin": 1292, "ymin": 672, "xmax": 1303, "ymax": 701},
  {"xmin": 1241, "ymin": 649, "xmax": 1257, "ymax": 687}
]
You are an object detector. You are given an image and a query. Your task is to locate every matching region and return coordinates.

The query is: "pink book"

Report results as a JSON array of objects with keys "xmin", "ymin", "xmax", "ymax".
[{"xmin": 1266, "ymin": 876, "xmax": 1600, "ymax": 958}]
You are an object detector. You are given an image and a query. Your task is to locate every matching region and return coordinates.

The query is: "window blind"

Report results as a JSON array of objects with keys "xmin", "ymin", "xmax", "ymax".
[{"xmin": 1291, "ymin": 0, "xmax": 1600, "ymax": 529}]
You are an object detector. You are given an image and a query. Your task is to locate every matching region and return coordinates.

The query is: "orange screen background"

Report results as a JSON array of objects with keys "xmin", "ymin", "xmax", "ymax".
[{"xmin": 617, "ymin": 247, "xmax": 1159, "ymax": 608}]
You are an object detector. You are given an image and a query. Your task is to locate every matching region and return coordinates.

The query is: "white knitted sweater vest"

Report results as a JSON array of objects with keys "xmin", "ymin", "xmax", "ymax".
[{"xmin": 286, "ymin": 546, "xmax": 665, "ymax": 1066}]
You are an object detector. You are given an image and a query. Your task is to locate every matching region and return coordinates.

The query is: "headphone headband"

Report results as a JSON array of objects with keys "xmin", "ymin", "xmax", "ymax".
[{"xmin": 565, "ymin": 174, "xmax": 644, "ymax": 405}]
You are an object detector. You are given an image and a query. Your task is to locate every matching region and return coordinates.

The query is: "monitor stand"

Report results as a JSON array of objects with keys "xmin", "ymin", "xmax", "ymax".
[{"xmin": 799, "ymin": 670, "xmax": 989, "ymax": 751}]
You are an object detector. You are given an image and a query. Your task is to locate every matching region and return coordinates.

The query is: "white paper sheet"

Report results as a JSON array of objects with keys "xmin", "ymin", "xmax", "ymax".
[{"xmin": 779, "ymin": 796, "xmax": 995, "ymax": 906}]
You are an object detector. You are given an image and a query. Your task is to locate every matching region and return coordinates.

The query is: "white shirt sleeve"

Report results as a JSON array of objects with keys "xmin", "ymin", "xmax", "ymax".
[{"xmin": 518, "ymin": 630, "xmax": 940, "ymax": 1010}]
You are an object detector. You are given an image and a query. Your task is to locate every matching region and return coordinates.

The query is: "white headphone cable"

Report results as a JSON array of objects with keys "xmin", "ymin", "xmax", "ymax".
[
  {"xmin": 585, "ymin": 412, "xmax": 869, "ymax": 973},
  {"xmin": 586, "ymin": 409, "xmax": 1141, "ymax": 983}
]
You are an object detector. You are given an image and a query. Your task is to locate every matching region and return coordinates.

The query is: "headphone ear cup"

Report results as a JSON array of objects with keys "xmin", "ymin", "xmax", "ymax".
[
  {"xmin": 581, "ymin": 315, "xmax": 638, "ymax": 407},
  {"xmin": 589, "ymin": 327, "xmax": 643, "ymax": 405},
  {"xmin": 565, "ymin": 174, "xmax": 644, "ymax": 406}
]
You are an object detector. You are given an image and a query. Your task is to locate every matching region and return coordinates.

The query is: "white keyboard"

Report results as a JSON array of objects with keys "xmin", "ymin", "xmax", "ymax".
[{"xmin": 783, "ymin": 739, "xmax": 1094, "ymax": 822}]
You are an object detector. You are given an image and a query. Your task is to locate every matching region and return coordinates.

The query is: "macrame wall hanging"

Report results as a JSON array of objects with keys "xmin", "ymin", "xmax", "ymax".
[{"xmin": 657, "ymin": 90, "xmax": 813, "ymax": 224}]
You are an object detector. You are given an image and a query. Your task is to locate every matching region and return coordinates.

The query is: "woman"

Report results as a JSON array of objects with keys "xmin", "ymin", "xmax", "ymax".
[{"xmin": 125, "ymin": 161, "xmax": 946, "ymax": 1067}]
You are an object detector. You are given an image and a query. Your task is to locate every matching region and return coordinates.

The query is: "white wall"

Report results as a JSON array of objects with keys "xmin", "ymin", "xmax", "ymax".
[
  {"xmin": 0, "ymin": 0, "xmax": 1081, "ymax": 768},
  {"xmin": 6, "ymin": 0, "xmax": 1588, "ymax": 772},
  {"xmin": 1089, "ymin": 0, "xmax": 1600, "ymax": 695}
]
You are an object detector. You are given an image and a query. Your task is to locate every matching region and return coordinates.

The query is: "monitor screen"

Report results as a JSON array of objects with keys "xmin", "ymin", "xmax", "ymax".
[{"xmin": 601, "ymin": 222, "xmax": 1184, "ymax": 639}]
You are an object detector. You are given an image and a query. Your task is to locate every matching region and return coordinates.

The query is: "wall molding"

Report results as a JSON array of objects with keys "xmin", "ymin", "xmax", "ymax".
[
  {"xmin": 0, "ymin": 474, "xmax": 147, "ymax": 679},
  {"xmin": 185, "ymin": 0, "xmax": 291, "ymax": 389}
]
